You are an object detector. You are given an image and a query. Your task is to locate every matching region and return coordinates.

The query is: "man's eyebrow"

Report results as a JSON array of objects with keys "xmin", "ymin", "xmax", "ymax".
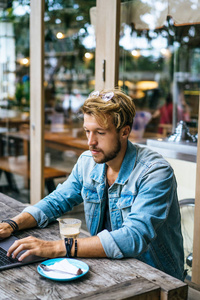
[
  {"xmin": 83, "ymin": 126, "xmax": 106, "ymax": 131},
  {"xmin": 96, "ymin": 128, "xmax": 106, "ymax": 131}
]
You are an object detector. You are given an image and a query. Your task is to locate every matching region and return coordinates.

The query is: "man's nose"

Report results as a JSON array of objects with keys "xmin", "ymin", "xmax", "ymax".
[{"xmin": 87, "ymin": 132, "xmax": 97, "ymax": 146}]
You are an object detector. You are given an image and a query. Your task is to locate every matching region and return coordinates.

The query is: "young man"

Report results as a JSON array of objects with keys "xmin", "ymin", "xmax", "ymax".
[{"xmin": 0, "ymin": 89, "xmax": 184, "ymax": 280}]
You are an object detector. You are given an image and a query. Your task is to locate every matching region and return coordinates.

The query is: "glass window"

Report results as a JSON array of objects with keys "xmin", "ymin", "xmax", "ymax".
[
  {"xmin": 119, "ymin": 0, "xmax": 199, "ymax": 140},
  {"xmin": 44, "ymin": 1, "xmax": 96, "ymax": 192},
  {"xmin": 0, "ymin": 0, "xmax": 30, "ymax": 203},
  {"xmin": 0, "ymin": 0, "xmax": 96, "ymax": 203}
]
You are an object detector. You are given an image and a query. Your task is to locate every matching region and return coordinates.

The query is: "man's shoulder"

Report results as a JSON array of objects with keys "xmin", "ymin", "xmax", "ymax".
[
  {"xmin": 128, "ymin": 143, "xmax": 174, "ymax": 185},
  {"xmin": 132, "ymin": 142, "xmax": 170, "ymax": 167}
]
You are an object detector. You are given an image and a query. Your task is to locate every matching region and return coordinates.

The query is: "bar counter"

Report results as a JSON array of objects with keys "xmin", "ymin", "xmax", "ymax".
[{"xmin": 146, "ymin": 138, "xmax": 197, "ymax": 163}]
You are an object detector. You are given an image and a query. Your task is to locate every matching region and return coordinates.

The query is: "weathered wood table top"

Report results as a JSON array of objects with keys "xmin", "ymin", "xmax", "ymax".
[{"xmin": 0, "ymin": 193, "xmax": 188, "ymax": 300}]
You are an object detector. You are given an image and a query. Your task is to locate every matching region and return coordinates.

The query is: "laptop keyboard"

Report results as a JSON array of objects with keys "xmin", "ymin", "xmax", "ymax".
[{"xmin": 0, "ymin": 247, "xmax": 18, "ymax": 266}]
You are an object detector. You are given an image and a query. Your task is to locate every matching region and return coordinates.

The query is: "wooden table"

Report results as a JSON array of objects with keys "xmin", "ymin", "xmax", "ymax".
[
  {"xmin": 0, "ymin": 193, "xmax": 188, "ymax": 300},
  {"xmin": 44, "ymin": 131, "xmax": 89, "ymax": 156},
  {"xmin": 0, "ymin": 130, "xmax": 89, "ymax": 157},
  {"xmin": 0, "ymin": 117, "xmax": 29, "ymax": 131},
  {"xmin": 0, "ymin": 156, "xmax": 67, "ymax": 193},
  {"xmin": 0, "ymin": 130, "xmax": 86, "ymax": 194}
]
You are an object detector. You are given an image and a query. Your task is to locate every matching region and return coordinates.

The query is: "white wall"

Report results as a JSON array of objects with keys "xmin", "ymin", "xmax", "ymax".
[{"xmin": 166, "ymin": 157, "xmax": 196, "ymax": 200}]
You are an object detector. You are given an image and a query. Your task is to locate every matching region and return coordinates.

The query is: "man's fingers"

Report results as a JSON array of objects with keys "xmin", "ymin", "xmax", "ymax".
[
  {"xmin": 17, "ymin": 249, "xmax": 33, "ymax": 261},
  {"xmin": 7, "ymin": 236, "xmax": 33, "ymax": 258},
  {"xmin": 11, "ymin": 243, "xmax": 27, "ymax": 259},
  {"xmin": 7, "ymin": 240, "xmax": 19, "ymax": 257}
]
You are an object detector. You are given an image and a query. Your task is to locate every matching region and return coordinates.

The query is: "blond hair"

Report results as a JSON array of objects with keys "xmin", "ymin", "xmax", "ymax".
[{"xmin": 82, "ymin": 88, "xmax": 136, "ymax": 131}]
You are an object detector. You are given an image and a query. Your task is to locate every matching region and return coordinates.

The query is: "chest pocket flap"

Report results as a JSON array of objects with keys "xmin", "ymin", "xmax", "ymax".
[
  {"xmin": 82, "ymin": 186, "xmax": 100, "ymax": 203},
  {"xmin": 116, "ymin": 193, "xmax": 135, "ymax": 221},
  {"xmin": 116, "ymin": 193, "xmax": 134, "ymax": 209}
]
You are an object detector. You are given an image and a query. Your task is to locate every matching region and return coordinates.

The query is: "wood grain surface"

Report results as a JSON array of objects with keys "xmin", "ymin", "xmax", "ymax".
[{"xmin": 0, "ymin": 193, "xmax": 188, "ymax": 300}]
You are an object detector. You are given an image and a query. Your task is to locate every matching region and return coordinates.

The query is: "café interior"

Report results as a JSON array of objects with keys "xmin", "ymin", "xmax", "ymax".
[{"xmin": 0, "ymin": 0, "xmax": 200, "ymax": 296}]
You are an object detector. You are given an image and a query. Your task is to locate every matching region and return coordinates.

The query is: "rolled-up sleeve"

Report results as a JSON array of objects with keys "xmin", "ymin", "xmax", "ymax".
[
  {"xmin": 22, "ymin": 206, "xmax": 49, "ymax": 228},
  {"xmin": 97, "ymin": 230, "xmax": 123, "ymax": 258}
]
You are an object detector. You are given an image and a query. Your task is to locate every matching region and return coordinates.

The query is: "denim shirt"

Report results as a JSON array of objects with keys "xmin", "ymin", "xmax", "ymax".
[{"xmin": 23, "ymin": 141, "xmax": 184, "ymax": 280}]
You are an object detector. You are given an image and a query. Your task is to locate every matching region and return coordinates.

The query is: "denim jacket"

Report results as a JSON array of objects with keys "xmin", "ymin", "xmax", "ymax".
[{"xmin": 23, "ymin": 141, "xmax": 184, "ymax": 280}]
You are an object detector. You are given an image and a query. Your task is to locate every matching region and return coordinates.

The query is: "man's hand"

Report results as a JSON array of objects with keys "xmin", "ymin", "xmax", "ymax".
[
  {"xmin": 7, "ymin": 236, "xmax": 66, "ymax": 261},
  {"xmin": 0, "ymin": 212, "xmax": 38, "ymax": 241},
  {"xmin": 0, "ymin": 222, "xmax": 13, "ymax": 238}
]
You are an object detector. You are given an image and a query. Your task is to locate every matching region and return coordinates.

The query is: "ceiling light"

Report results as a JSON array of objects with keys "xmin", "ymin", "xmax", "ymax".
[
  {"xmin": 56, "ymin": 32, "xmax": 65, "ymax": 39},
  {"xmin": 131, "ymin": 50, "xmax": 140, "ymax": 57}
]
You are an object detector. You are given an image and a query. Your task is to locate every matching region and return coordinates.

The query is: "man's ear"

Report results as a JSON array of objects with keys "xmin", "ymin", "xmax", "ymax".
[{"xmin": 122, "ymin": 126, "xmax": 131, "ymax": 137}]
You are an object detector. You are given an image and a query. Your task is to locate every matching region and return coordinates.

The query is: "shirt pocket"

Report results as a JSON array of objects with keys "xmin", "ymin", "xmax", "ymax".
[
  {"xmin": 116, "ymin": 193, "xmax": 135, "ymax": 221},
  {"xmin": 82, "ymin": 186, "xmax": 101, "ymax": 232}
]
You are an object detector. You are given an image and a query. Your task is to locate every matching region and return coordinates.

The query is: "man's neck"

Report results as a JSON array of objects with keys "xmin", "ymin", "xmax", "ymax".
[
  {"xmin": 106, "ymin": 168, "xmax": 119, "ymax": 186},
  {"xmin": 106, "ymin": 141, "xmax": 128, "ymax": 185}
]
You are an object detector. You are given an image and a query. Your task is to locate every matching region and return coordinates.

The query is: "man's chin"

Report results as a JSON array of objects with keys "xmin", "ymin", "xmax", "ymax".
[{"xmin": 92, "ymin": 154, "xmax": 105, "ymax": 164}]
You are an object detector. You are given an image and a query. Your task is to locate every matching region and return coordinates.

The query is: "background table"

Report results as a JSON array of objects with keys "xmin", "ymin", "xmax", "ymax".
[
  {"xmin": 0, "ymin": 193, "xmax": 188, "ymax": 300},
  {"xmin": 0, "ymin": 117, "xmax": 29, "ymax": 131}
]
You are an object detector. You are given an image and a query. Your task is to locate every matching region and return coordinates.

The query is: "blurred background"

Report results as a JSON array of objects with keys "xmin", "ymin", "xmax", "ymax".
[{"xmin": 0, "ymin": 0, "xmax": 199, "ymax": 203}]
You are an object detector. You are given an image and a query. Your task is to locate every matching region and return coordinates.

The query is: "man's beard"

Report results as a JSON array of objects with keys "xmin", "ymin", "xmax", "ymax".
[{"xmin": 90, "ymin": 138, "xmax": 121, "ymax": 164}]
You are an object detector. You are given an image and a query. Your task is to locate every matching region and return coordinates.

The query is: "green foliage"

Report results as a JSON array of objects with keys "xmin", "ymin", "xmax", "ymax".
[{"xmin": 14, "ymin": 79, "xmax": 30, "ymax": 110}]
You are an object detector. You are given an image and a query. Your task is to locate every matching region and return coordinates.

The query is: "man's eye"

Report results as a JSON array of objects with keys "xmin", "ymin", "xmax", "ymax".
[{"xmin": 98, "ymin": 132, "xmax": 105, "ymax": 135}]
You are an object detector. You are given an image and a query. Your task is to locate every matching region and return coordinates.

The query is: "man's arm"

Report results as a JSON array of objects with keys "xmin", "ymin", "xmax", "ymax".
[
  {"xmin": 7, "ymin": 235, "xmax": 106, "ymax": 261},
  {"xmin": 0, "ymin": 212, "xmax": 37, "ymax": 238},
  {"xmin": 72, "ymin": 236, "xmax": 106, "ymax": 257}
]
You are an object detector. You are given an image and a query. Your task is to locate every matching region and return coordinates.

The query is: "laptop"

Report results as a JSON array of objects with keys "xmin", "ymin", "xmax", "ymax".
[{"xmin": 0, "ymin": 235, "xmax": 46, "ymax": 271}]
